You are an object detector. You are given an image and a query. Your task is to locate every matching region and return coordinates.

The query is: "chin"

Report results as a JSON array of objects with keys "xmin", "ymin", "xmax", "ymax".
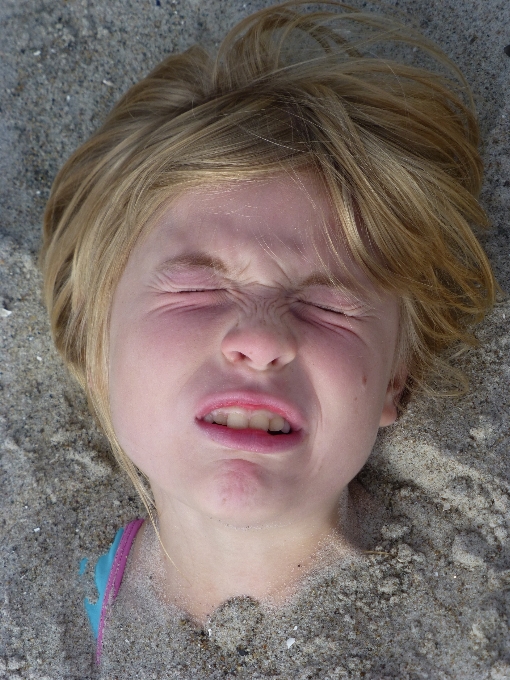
[{"xmin": 199, "ymin": 461, "xmax": 287, "ymax": 528}]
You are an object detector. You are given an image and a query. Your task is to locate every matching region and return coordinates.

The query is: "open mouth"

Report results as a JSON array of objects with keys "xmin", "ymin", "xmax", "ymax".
[{"xmin": 202, "ymin": 408, "xmax": 292, "ymax": 435}]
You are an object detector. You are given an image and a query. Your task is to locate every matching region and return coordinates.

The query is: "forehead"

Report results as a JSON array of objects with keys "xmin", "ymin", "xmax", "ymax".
[
  {"xmin": 158, "ymin": 174, "xmax": 328, "ymax": 244},
  {"xmin": 136, "ymin": 173, "xmax": 359, "ymax": 282}
]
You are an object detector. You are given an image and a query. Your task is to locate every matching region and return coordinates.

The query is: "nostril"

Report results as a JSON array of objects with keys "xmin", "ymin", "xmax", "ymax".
[
  {"xmin": 221, "ymin": 328, "xmax": 297, "ymax": 371},
  {"xmin": 226, "ymin": 350, "xmax": 250, "ymax": 364}
]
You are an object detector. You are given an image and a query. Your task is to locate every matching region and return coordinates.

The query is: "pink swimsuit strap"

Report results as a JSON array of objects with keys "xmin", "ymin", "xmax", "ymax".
[{"xmin": 96, "ymin": 518, "xmax": 144, "ymax": 664}]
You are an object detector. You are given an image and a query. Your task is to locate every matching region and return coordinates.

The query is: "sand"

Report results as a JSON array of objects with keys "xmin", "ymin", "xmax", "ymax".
[{"xmin": 0, "ymin": 0, "xmax": 509, "ymax": 678}]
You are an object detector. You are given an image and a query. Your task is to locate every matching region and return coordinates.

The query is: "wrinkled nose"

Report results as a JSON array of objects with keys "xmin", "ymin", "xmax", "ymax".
[{"xmin": 220, "ymin": 318, "xmax": 297, "ymax": 371}]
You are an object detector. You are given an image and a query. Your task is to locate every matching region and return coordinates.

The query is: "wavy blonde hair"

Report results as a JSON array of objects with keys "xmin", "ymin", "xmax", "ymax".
[{"xmin": 41, "ymin": 1, "xmax": 496, "ymax": 508}]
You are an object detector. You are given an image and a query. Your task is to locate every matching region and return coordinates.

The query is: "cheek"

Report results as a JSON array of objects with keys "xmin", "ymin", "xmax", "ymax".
[
  {"xmin": 302, "ymin": 328, "xmax": 392, "ymax": 432},
  {"xmin": 108, "ymin": 307, "xmax": 222, "ymax": 455},
  {"xmin": 111, "ymin": 306, "xmax": 211, "ymax": 388},
  {"xmin": 108, "ymin": 330, "xmax": 183, "ymax": 482},
  {"xmin": 302, "ymin": 327, "xmax": 369, "ymax": 391},
  {"xmin": 137, "ymin": 304, "xmax": 230, "ymax": 358},
  {"xmin": 108, "ymin": 329, "xmax": 156, "ymax": 458},
  {"xmin": 308, "ymin": 341, "xmax": 385, "ymax": 485}
]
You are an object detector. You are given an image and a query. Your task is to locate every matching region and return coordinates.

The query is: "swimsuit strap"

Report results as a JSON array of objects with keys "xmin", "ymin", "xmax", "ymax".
[{"xmin": 96, "ymin": 518, "xmax": 144, "ymax": 664}]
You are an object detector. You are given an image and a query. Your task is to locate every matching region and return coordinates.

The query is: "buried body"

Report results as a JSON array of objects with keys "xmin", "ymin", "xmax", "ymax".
[{"xmin": 40, "ymin": 2, "xmax": 504, "ymax": 677}]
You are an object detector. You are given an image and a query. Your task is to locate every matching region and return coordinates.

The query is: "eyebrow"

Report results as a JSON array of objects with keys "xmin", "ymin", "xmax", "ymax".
[
  {"xmin": 156, "ymin": 252, "xmax": 362, "ymax": 293},
  {"xmin": 156, "ymin": 253, "xmax": 231, "ymax": 274},
  {"xmin": 298, "ymin": 272, "xmax": 352, "ymax": 289}
]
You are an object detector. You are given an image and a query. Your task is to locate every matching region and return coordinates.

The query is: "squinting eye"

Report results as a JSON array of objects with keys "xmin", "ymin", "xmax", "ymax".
[
  {"xmin": 313, "ymin": 304, "xmax": 347, "ymax": 316},
  {"xmin": 301, "ymin": 301, "xmax": 347, "ymax": 316},
  {"xmin": 175, "ymin": 288, "xmax": 228, "ymax": 299},
  {"xmin": 174, "ymin": 287, "xmax": 225, "ymax": 293}
]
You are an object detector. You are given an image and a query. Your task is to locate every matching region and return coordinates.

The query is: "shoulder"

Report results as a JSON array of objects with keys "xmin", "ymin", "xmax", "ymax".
[{"xmin": 83, "ymin": 519, "xmax": 144, "ymax": 662}]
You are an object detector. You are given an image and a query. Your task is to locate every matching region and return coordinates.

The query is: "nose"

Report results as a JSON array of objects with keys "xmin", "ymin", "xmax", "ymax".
[{"xmin": 220, "ymin": 316, "xmax": 297, "ymax": 371}]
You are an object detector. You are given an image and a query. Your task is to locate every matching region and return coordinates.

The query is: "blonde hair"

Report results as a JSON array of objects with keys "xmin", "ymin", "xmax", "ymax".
[{"xmin": 41, "ymin": 1, "xmax": 496, "ymax": 509}]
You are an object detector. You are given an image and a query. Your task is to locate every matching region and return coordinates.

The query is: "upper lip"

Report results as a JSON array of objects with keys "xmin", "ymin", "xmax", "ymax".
[{"xmin": 196, "ymin": 390, "xmax": 305, "ymax": 432}]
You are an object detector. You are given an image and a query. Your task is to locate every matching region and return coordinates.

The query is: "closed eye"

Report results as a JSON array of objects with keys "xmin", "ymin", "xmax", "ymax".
[
  {"xmin": 300, "ymin": 300, "xmax": 359, "ymax": 317},
  {"xmin": 150, "ymin": 274, "xmax": 226, "ymax": 295},
  {"xmin": 176, "ymin": 288, "xmax": 223, "ymax": 293},
  {"xmin": 151, "ymin": 266, "xmax": 229, "ymax": 294},
  {"xmin": 309, "ymin": 303, "xmax": 347, "ymax": 315},
  {"xmin": 172, "ymin": 287, "xmax": 231, "ymax": 303}
]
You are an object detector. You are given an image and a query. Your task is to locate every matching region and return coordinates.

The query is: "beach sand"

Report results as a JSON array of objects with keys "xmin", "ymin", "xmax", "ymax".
[{"xmin": 0, "ymin": 0, "xmax": 509, "ymax": 677}]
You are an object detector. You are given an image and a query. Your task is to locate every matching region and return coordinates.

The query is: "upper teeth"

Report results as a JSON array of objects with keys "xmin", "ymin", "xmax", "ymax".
[{"xmin": 203, "ymin": 408, "xmax": 291, "ymax": 433}]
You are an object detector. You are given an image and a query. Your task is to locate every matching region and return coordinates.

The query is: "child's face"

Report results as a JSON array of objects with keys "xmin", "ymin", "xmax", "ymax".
[{"xmin": 109, "ymin": 173, "xmax": 402, "ymax": 529}]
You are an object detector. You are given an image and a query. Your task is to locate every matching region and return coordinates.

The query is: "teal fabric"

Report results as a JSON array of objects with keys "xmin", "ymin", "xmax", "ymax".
[{"xmin": 84, "ymin": 528, "xmax": 124, "ymax": 640}]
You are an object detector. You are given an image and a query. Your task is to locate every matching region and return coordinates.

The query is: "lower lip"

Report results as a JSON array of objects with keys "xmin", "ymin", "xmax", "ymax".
[{"xmin": 196, "ymin": 420, "xmax": 304, "ymax": 453}]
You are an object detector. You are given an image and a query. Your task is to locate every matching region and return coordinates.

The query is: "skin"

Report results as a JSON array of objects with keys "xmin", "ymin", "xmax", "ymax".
[{"xmin": 109, "ymin": 172, "xmax": 404, "ymax": 621}]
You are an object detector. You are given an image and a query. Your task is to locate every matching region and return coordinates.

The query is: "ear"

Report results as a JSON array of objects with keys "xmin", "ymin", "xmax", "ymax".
[{"xmin": 379, "ymin": 364, "xmax": 407, "ymax": 427}]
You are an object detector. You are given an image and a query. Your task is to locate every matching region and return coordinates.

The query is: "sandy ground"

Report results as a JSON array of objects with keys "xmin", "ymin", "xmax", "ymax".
[{"xmin": 0, "ymin": 0, "xmax": 509, "ymax": 678}]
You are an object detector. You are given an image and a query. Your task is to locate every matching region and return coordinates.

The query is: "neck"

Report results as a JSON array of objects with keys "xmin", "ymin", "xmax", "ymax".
[{"xmin": 142, "ymin": 490, "xmax": 358, "ymax": 624}]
